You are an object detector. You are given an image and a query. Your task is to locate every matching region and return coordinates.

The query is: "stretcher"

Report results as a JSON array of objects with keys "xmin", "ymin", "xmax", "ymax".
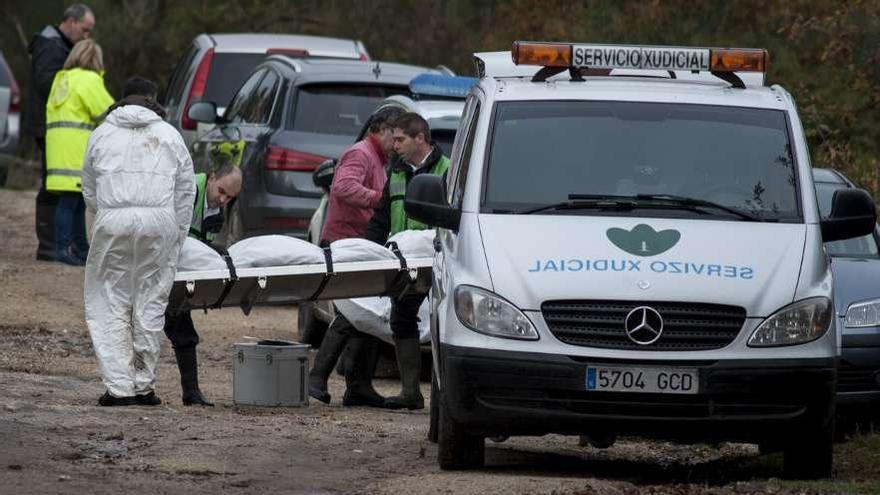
[{"xmin": 169, "ymin": 253, "xmax": 433, "ymax": 315}]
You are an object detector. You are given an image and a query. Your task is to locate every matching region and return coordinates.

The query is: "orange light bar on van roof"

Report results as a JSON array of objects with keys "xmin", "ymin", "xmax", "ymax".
[
  {"xmin": 512, "ymin": 41, "xmax": 571, "ymax": 67},
  {"xmin": 710, "ymin": 48, "xmax": 767, "ymax": 72},
  {"xmin": 511, "ymin": 41, "xmax": 769, "ymax": 73}
]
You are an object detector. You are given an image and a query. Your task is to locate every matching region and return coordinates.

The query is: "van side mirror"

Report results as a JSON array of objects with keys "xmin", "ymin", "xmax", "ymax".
[
  {"xmin": 405, "ymin": 174, "xmax": 460, "ymax": 231},
  {"xmin": 187, "ymin": 101, "xmax": 218, "ymax": 124},
  {"xmin": 820, "ymin": 188, "xmax": 877, "ymax": 242}
]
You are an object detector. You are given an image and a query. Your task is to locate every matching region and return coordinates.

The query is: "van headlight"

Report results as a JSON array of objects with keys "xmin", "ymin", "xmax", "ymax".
[
  {"xmin": 844, "ymin": 299, "xmax": 880, "ymax": 328},
  {"xmin": 747, "ymin": 297, "xmax": 832, "ymax": 347},
  {"xmin": 454, "ymin": 285, "xmax": 539, "ymax": 340}
]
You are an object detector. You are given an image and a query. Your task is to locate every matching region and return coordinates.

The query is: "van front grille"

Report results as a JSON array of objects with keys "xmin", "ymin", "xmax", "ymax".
[{"xmin": 542, "ymin": 300, "xmax": 746, "ymax": 351}]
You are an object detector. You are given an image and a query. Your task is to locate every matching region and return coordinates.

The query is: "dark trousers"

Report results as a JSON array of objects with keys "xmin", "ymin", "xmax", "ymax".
[
  {"xmin": 390, "ymin": 292, "xmax": 428, "ymax": 340},
  {"xmin": 54, "ymin": 192, "xmax": 88, "ymax": 260},
  {"xmin": 35, "ymin": 137, "xmax": 58, "ymax": 260},
  {"xmin": 164, "ymin": 310, "xmax": 200, "ymax": 351}
]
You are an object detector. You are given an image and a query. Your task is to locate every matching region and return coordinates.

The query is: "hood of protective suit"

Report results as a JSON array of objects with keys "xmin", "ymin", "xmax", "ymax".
[{"xmin": 105, "ymin": 105, "xmax": 162, "ymax": 128}]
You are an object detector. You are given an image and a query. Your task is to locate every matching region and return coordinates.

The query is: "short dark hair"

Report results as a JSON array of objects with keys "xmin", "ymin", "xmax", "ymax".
[
  {"xmin": 63, "ymin": 3, "xmax": 93, "ymax": 21},
  {"xmin": 122, "ymin": 76, "xmax": 158, "ymax": 98},
  {"xmin": 368, "ymin": 106, "xmax": 404, "ymax": 134},
  {"xmin": 393, "ymin": 112, "xmax": 431, "ymax": 143}
]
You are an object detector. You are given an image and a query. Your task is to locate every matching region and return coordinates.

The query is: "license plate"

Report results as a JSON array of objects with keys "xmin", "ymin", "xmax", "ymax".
[{"xmin": 586, "ymin": 365, "xmax": 698, "ymax": 394}]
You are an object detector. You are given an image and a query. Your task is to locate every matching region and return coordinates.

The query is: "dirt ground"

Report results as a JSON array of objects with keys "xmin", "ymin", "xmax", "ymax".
[{"xmin": 0, "ymin": 187, "xmax": 873, "ymax": 494}]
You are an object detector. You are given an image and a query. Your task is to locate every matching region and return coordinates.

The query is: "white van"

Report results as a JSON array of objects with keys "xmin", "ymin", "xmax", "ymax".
[{"xmin": 404, "ymin": 42, "xmax": 877, "ymax": 478}]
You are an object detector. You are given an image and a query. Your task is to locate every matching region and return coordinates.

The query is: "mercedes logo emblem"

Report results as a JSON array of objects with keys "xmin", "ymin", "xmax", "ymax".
[{"xmin": 624, "ymin": 306, "xmax": 664, "ymax": 345}]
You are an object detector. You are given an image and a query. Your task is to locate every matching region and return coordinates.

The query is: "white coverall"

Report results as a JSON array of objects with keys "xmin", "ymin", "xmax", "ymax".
[{"xmin": 82, "ymin": 105, "xmax": 195, "ymax": 398}]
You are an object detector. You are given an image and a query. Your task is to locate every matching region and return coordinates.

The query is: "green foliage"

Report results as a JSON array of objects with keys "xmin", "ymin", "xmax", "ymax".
[{"xmin": 3, "ymin": 0, "xmax": 879, "ymax": 192}]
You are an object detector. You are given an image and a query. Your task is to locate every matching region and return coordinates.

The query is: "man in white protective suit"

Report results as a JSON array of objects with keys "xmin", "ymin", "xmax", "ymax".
[{"xmin": 82, "ymin": 76, "xmax": 194, "ymax": 406}]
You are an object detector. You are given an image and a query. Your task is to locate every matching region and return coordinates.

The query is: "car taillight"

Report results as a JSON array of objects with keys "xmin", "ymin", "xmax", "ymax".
[
  {"xmin": 181, "ymin": 48, "xmax": 215, "ymax": 130},
  {"xmin": 265, "ymin": 145, "xmax": 328, "ymax": 171},
  {"xmin": 2, "ymin": 59, "xmax": 18, "ymax": 113},
  {"xmin": 9, "ymin": 88, "xmax": 19, "ymax": 113}
]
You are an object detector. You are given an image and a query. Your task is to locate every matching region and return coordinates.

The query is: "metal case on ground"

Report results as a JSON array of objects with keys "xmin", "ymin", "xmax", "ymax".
[{"xmin": 233, "ymin": 341, "xmax": 310, "ymax": 407}]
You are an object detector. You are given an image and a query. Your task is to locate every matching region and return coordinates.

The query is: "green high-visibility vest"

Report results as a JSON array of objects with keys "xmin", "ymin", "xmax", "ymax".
[
  {"xmin": 389, "ymin": 155, "xmax": 449, "ymax": 235},
  {"xmin": 189, "ymin": 173, "xmax": 213, "ymax": 242}
]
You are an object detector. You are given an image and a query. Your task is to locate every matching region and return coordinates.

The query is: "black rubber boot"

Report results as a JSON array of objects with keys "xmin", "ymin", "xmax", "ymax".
[
  {"xmin": 342, "ymin": 335, "xmax": 385, "ymax": 407},
  {"xmin": 136, "ymin": 391, "xmax": 162, "ymax": 406},
  {"xmin": 174, "ymin": 347, "xmax": 214, "ymax": 406},
  {"xmin": 384, "ymin": 338, "xmax": 424, "ymax": 410},
  {"xmin": 35, "ymin": 189, "xmax": 57, "ymax": 261},
  {"xmin": 98, "ymin": 391, "xmax": 136, "ymax": 407},
  {"xmin": 308, "ymin": 315, "xmax": 352, "ymax": 404}
]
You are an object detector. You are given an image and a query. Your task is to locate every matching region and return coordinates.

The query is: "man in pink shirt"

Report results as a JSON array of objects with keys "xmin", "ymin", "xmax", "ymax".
[{"xmin": 308, "ymin": 106, "xmax": 403, "ymax": 407}]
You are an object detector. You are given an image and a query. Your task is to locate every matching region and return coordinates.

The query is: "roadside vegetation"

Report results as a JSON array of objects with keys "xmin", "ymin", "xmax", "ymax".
[{"xmin": 3, "ymin": 0, "xmax": 880, "ymax": 195}]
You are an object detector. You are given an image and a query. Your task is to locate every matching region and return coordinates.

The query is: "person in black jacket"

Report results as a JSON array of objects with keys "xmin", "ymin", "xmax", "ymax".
[{"xmin": 25, "ymin": 3, "xmax": 96, "ymax": 262}]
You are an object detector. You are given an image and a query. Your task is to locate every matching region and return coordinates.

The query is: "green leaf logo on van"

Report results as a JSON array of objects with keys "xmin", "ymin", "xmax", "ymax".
[{"xmin": 606, "ymin": 224, "xmax": 680, "ymax": 257}]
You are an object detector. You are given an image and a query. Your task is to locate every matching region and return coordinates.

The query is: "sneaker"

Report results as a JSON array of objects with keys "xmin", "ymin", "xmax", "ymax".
[
  {"xmin": 98, "ymin": 391, "xmax": 136, "ymax": 407},
  {"xmin": 135, "ymin": 391, "xmax": 162, "ymax": 406}
]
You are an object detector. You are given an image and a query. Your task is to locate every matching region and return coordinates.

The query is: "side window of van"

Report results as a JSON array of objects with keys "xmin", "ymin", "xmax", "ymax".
[
  {"xmin": 447, "ymin": 95, "xmax": 478, "ymax": 204},
  {"xmin": 450, "ymin": 99, "xmax": 481, "ymax": 207}
]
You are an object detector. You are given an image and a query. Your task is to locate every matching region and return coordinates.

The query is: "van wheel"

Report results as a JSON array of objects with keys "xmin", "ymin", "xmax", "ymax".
[
  {"xmin": 782, "ymin": 418, "xmax": 833, "ymax": 479},
  {"xmin": 297, "ymin": 303, "xmax": 328, "ymax": 348},
  {"xmin": 428, "ymin": 368, "xmax": 439, "ymax": 443},
  {"xmin": 437, "ymin": 385, "xmax": 484, "ymax": 470}
]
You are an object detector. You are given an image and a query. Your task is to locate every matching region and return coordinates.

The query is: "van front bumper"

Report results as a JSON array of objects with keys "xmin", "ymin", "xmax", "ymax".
[{"xmin": 440, "ymin": 344, "xmax": 835, "ymax": 443}]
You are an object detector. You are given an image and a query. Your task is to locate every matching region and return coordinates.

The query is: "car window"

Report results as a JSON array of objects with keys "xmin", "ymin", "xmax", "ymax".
[
  {"xmin": 163, "ymin": 44, "xmax": 198, "ymax": 107},
  {"xmin": 446, "ymin": 95, "xmax": 478, "ymax": 203},
  {"xmin": 816, "ymin": 182, "xmax": 880, "ymax": 257},
  {"xmin": 484, "ymin": 101, "xmax": 800, "ymax": 221},
  {"xmin": 450, "ymin": 100, "xmax": 480, "ymax": 206},
  {"xmin": 225, "ymin": 69, "xmax": 267, "ymax": 124},
  {"xmin": 0, "ymin": 53, "xmax": 11, "ymax": 87},
  {"xmin": 290, "ymin": 84, "xmax": 408, "ymax": 136},
  {"xmin": 204, "ymin": 53, "xmax": 269, "ymax": 108},
  {"xmin": 243, "ymin": 70, "xmax": 280, "ymax": 124}
]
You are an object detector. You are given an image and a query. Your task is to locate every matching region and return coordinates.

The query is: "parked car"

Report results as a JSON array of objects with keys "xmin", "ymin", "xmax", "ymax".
[
  {"xmin": 163, "ymin": 33, "xmax": 370, "ymax": 148},
  {"xmin": 812, "ymin": 168, "xmax": 880, "ymax": 409},
  {"xmin": 297, "ymin": 74, "xmax": 475, "ymax": 347},
  {"xmin": 187, "ymin": 56, "xmax": 439, "ymax": 244},
  {"xmin": 0, "ymin": 50, "xmax": 21, "ymax": 187}
]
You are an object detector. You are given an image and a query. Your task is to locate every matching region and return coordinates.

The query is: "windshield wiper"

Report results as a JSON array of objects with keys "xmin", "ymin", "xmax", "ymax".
[
  {"xmin": 518, "ymin": 193, "xmax": 763, "ymax": 221},
  {"xmin": 632, "ymin": 194, "xmax": 763, "ymax": 221},
  {"xmin": 517, "ymin": 197, "xmax": 637, "ymax": 215}
]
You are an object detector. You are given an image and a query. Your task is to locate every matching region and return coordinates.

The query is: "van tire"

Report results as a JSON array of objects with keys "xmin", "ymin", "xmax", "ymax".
[
  {"xmin": 437, "ymin": 386, "xmax": 484, "ymax": 470},
  {"xmin": 428, "ymin": 369, "xmax": 439, "ymax": 443},
  {"xmin": 782, "ymin": 418, "xmax": 833, "ymax": 479}
]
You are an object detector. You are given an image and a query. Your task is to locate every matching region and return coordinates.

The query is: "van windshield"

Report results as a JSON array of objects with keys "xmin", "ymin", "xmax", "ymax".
[{"xmin": 484, "ymin": 101, "xmax": 801, "ymax": 222}]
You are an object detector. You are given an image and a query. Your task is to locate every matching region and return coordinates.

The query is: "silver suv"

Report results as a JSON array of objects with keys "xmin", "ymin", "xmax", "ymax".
[{"xmin": 163, "ymin": 33, "xmax": 369, "ymax": 148}]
